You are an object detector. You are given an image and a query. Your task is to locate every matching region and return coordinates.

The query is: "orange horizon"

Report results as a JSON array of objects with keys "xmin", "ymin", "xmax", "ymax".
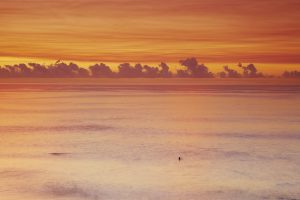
[{"xmin": 1, "ymin": 0, "xmax": 300, "ymax": 73}]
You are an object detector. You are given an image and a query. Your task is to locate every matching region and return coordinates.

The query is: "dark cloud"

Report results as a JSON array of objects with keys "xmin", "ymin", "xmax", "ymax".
[
  {"xmin": 0, "ymin": 59, "xmax": 296, "ymax": 78},
  {"xmin": 179, "ymin": 57, "xmax": 214, "ymax": 78},
  {"xmin": 221, "ymin": 65, "xmax": 241, "ymax": 78},
  {"xmin": 28, "ymin": 63, "xmax": 49, "ymax": 77},
  {"xmin": 0, "ymin": 66, "xmax": 11, "ymax": 77},
  {"xmin": 176, "ymin": 69, "xmax": 190, "ymax": 77},
  {"xmin": 48, "ymin": 62, "xmax": 80, "ymax": 77},
  {"xmin": 89, "ymin": 63, "xmax": 114, "ymax": 77},
  {"xmin": 282, "ymin": 70, "xmax": 300, "ymax": 78},
  {"xmin": 77, "ymin": 67, "xmax": 90, "ymax": 77},
  {"xmin": 238, "ymin": 63, "xmax": 264, "ymax": 77},
  {"xmin": 217, "ymin": 71, "xmax": 226, "ymax": 78},
  {"xmin": 3, "ymin": 64, "xmax": 29, "ymax": 77},
  {"xmin": 118, "ymin": 63, "xmax": 142, "ymax": 77},
  {"xmin": 1, "ymin": 61, "xmax": 89, "ymax": 78},
  {"xmin": 118, "ymin": 63, "xmax": 171, "ymax": 78},
  {"xmin": 159, "ymin": 62, "xmax": 172, "ymax": 77},
  {"xmin": 143, "ymin": 65, "xmax": 159, "ymax": 77}
]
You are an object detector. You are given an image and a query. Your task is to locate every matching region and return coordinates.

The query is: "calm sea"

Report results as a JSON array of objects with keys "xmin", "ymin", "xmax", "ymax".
[{"xmin": 0, "ymin": 79, "xmax": 300, "ymax": 200}]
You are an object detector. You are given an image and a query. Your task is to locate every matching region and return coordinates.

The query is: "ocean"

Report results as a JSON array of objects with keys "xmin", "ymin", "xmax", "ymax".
[{"xmin": 0, "ymin": 78, "xmax": 300, "ymax": 200}]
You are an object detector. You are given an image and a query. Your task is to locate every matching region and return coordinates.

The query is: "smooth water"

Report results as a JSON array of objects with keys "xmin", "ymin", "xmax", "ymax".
[{"xmin": 0, "ymin": 79, "xmax": 300, "ymax": 200}]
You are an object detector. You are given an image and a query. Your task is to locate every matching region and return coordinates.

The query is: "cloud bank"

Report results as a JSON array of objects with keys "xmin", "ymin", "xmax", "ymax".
[{"xmin": 0, "ymin": 58, "xmax": 298, "ymax": 78}]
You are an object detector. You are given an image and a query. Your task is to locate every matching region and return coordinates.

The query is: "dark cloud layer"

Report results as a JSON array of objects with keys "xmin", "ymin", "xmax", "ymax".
[
  {"xmin": 178, "ymin": 58, "xmax": 214, "ymax": 78},
  {"xmin": 0, "ymin": 58, "xmax": 297, "ymax": 78},
  {"xmin": 282, "ymin": 70, "xmax": 300, "ymax": 78},
  {"xmin": 238, "ymin": 63, "xmax": 264, "ymax": 77}
]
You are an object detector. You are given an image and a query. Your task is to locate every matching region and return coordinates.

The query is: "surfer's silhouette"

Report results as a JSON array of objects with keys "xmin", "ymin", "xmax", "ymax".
[{"xmin": 178, "ymin": 156, "xmax": 181, "ymax": 161}]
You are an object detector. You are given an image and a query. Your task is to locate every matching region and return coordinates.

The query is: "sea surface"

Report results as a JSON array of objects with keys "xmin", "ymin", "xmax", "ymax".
[{"xmin": 0, "ymin": 78, "xmax": 300, "ymax": 200}]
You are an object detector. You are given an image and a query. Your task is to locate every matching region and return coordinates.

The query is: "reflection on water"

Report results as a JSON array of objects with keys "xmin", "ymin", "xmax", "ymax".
[{"xmin": 0, "ymin": 79, "xmax": 300, "ymax": 200}]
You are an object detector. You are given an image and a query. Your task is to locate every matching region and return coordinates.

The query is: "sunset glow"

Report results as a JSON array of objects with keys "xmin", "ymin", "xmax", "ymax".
[
  {"xmin": 1, "ymin": 0, "xmax": 300, "ymax": 74},
  {"xmin": 1, "ymin": 2, "xmax": 300, "ymax": 199}
]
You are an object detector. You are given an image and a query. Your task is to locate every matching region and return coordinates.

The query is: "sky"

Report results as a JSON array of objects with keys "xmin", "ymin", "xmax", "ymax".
[{"xmin": 0, "ymin": 0, "xmax": 300, "ymax": 74}]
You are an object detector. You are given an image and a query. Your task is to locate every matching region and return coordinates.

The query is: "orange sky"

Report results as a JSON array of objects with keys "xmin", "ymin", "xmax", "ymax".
[{"xmin": 0, "ymin": 0, "xmax": 300, "ymax": 71}]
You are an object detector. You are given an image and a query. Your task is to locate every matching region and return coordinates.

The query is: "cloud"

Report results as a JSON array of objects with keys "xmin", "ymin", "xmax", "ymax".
[
  {"xmin": 118, "ymin": 63, "xmax": 171, "ymax": 78},
  {"xmin": 159, "ymin": 62, "xmax": 172, "ymax": 77},
  {"xmin": 118, "ymin": 63, "xmax": 143, "ymax": 77},
  {"xmin": 143, "ymin": 65, "xmax": 159, "ymax": 78},
  {"xmin": 282, "ymin": 70, "xmax": 300, "ymax": 78},
  {"xmin": 40, "ymin": 61, "xmax": 90, "ymax": 77},
  {"xmin": 28, "ymin": 63, "xmax": 49, "ymax": 77},
  {"xmin": 176, "ymin": 69, "xmax": 190, "ymax": 77},
  {"xmin": 0, "ymin": 66, "xmax": 10, "ymax": 77},
  {"xmin": 1, "ymin": 0, "xmax": 299, "ymax": 64},
  {"xmin": 222, "ymin": 65, "xmax": 241, "ymax": 78},
  {"xmin": 0, "ymin": 58, "xmax": 297, "ymax": 78},
  {"xmin": 89, "ymin": 63, "xmax": 113, "ymax": 77},
  {"xmin": 179, "ymin": 57, "xmax": 214, "ymax": 78},
  {"xmin": 238, "ymin": 63, "xmax": 264, "ymax": 77}
]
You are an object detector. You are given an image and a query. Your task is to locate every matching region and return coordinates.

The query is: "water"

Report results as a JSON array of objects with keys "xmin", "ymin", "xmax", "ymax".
[{"xmin": 0, "ymin": 79, "xmax": 300, "ymax": 200}]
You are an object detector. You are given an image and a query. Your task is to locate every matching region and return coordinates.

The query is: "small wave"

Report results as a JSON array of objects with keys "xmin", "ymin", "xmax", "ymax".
[
  {"xmin": 49, "ymin": 152, "xmax": 70, "ymax": 156},
  {"xmin": 204, "ymin": 132, "xmax": 300, "ymax": 140},
  {"xmin": 0, "ymin": 168, "xmax": 39, "ymax": 178},
  {"xmin": 0, "ymin": 124, "xmax": 113, "ymax": 133},
  {"xmin": 182, "ymin": 148, "xmax": 251, "ymax": 160},
  {"xmin": 44, "ymin": 182, "xmax": 101, "ymax": 200}
]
